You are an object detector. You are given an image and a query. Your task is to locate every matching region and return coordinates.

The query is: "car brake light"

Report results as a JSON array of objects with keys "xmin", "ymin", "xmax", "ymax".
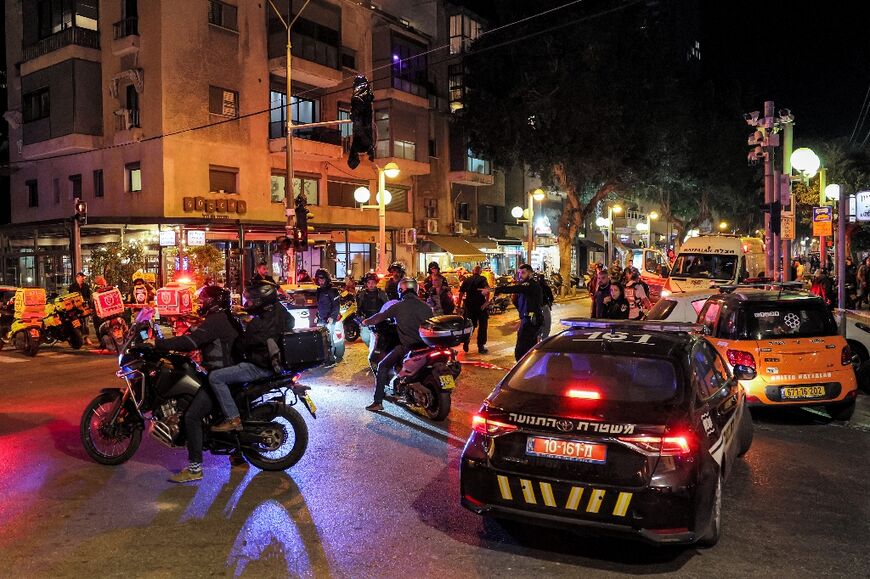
[
  {"xmin": 726, "ymin": 349, "xmax": 756, "ymax": 369},
  {"xmin": 471, "ymin": 413, "xmax": 518, "ymax": 437},
  {"xmin": 618, "ymin": 433, "xmax": 693, "ymax": 456},
  {"xmin": 566, "ymin": 389, "xmax": 601, "ymax": 400},
  {"xmin": 842, "ymin": 344, "xmax": 852, "ymax": 366}
]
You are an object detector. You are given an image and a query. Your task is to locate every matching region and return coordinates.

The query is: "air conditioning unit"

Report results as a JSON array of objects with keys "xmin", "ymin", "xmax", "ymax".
[
  {"xmin": 426, "ymin": 219, "xmax": 438, "ymax": 234},
  {"xmin": 398, "ymin": 228, "xmax": 417, "ymax": 245},
  {"xmin": 455, "ymin": 223, "xmax": 465, "ymax": 235}
]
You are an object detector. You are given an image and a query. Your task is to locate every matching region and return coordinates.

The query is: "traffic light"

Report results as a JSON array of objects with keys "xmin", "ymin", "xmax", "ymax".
[
  {"xmin": 347, "ymin": 74, "xmax": 375, "ymax": 170},
  {"xmin": 74, "ymin": 198, "xmax": 87, "ymax": 225},
  {"xmin": 294, "ymin": 193, "xmax": 314, "ymax": 247},
  {"xmin": 760, "ymin": 201, "xmax": 782, "ymax": 236}
]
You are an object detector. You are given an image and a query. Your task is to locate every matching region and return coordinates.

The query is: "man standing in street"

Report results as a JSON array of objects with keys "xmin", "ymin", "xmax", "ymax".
[
  {"xmin": 314, "ymin": 269, "xmax": 340, "ymax": 365},
  {"xmin": 592, "ymin": 269, "xmax": 612, "ymax": 319},
  {"xmin": 458, "ymin": 265, "xmax": 490, "ymax": 354},
  {"xmin": 481, "ymin": 264, "xmax": 543, "ymax": 361}
]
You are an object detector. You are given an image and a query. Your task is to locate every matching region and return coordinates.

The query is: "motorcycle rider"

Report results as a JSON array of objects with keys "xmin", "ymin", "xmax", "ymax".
[
  {"xmin": 481, "ymin": 264, "xmax": 543, "ymax": 361},
  {"xmin": 361, "ymin": 278, "xmax": 433, "ymax": 412},
  {"xmin": 385, "ymin": 262, "xmax": 404, "ymax": 300},
  {"xmin": 423, "ymin": 261, "xmax": 441, "ymax": 293},
  {"xmin": 356, "ymin": 273, "xmax": 388, "ymax": 350},
  {"xmin": 314, "ymin": 269, "xmax": 340, "ymax": 366},
  {"xmin": 155, "ymin": 285, "xmax": 241, "ymax": 483},
  {"xmin": 209, "ymin": 282, "xmax": 292, "ymax": 434}
]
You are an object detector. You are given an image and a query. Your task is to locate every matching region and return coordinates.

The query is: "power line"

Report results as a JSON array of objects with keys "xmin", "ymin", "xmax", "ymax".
[
  {"xmin": 7, "ymin": 0, "xmax": 630, "ymax": 166},
  {"xmin": 848, "ymin": 78, "xmax": 870, "ymax": 144}
]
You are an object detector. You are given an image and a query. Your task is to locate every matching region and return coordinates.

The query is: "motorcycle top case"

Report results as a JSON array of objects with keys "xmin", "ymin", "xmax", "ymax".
[
  {"xmin": 56, "ymin": 292, "xmax": 86, "ymax": 312},
  {"xmin": 419, "ymin": 315, "xmax": 473, "ymax": 348},
  {"xmin": 93, "ymin": 288, "xmax": 125, "ymax": 318},
  {"xmin": 279, "ymin": 327, "xmax": 331, "ymax": 368},
  {"xmin": 156, "ymin": 283, "xmax": 195, "ymax": 317},
  {"xmin": 14, "ymin": 287, "xmax": 46, "ymax": 321}
]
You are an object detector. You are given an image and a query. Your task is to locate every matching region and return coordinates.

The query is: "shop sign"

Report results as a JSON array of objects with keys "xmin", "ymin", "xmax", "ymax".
[
  {"xmin": 183, "ymin": 197, "xmax": 247, "ymax": 215},
  {"xmin": 159, "ymin": 231, "xmax": 176, "ymax": 246},
  {"xmin": 812, "ymin": 206, "xmax": 833, "ymax": 237},
  {"xmin": 187, "ymin": 230, "xmax": 206, "ymax": 246},
  {"xmin": 535, "ymin": 235, "xmax": 555, "ymax": 247},
  {"xmin": 855, "ymin": 191, "xmax": 870, "ymax": 222}
]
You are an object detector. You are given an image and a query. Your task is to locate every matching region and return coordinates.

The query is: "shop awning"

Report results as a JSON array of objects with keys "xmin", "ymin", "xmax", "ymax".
[
  {"xmin": 467, "ymin": 237, "xmax": 499, "ymax": 252},
  {"xmin": 422, "ymin": 235, "xmax": 486, "ymax": 261},
  {"xmin": 577, "ymin": 238, "xmax": 605, "ymax": 251}
]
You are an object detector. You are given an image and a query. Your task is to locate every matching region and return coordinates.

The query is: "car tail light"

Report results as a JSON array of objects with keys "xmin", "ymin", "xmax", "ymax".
[
  {"xmin": 471, "ymin": 413, "xmax": 518, "ymax": 437},
  {"xmin": 841, "ymin": 344, "xmax": 852, "ymax": 366},
  {"xmin": 618, "ymin": 433, "xmax": 694, "ymax": 456},
  {"xmin": 727, "ymin": 349, "xmax": 756, "ymax": 369},
  {"xmin": 566, "ymin": 389, "xmax": 601, "ymax": 400}
]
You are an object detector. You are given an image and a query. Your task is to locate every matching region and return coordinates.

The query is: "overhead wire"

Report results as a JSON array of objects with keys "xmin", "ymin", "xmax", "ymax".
[{"xmin": 848, "ymin": 78, "xmax": 870, "ymax": 145}]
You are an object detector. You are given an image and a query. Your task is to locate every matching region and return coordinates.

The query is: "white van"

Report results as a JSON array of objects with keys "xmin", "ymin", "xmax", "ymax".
[{"xmin": 663, "ymin": 235, "xmax": 765, "ymax": 293}]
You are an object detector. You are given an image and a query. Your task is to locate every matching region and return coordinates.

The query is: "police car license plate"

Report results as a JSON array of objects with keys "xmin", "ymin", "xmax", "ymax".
[
  {"xmin": 439, "ymin": 375, "xmax": 456, "ymax": 390},
  {"xmin": 526, "ymin": 436, "xmax": 607, "ymax": 464},
  {"xmin": 781, "ymin": 385, "xmax": 826, "ymax": 400}
]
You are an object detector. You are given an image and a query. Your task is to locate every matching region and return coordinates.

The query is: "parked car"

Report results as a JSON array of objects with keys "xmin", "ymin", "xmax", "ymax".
[
  {"xmin": 836, "ymin": 309, "xmax": 870, "ymax": 392},
  {"xmin": 644, "ymin": 291, "xmax": 717, "ymax": 323}
]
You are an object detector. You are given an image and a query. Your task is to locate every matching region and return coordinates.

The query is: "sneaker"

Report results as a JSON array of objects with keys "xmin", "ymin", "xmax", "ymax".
[
  {"xmin": 366, "ymin": 402, "xmax": 384, "ymax": 412},
  {"xmin": 478, "ymin": 347, "xmax": 489, "ymax": 354},
  {"xmin": 169, "ymin": 468, "xmax": 202, "ymax": 483},
  {"xmin": 211, "ymin": 416, "xmax": 242, "ymax": 432},
  {"xmin": 229, "ymin": 453, "xmax": 247, "ymax": 468}
]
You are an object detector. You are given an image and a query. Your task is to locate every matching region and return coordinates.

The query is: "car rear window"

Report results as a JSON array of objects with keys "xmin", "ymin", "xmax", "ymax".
[
  {"xmin": 672, "ymin": 253, "xmax": 737, "ymax": 280},
  {"xmin": 504, "ymin": 351, "xmax": 680, "ymax": 403},
  {"xmin": 744, "ymin": 302, "xmax": 837, "ymax": 339},
  {"xmin": 645, "ymin": 299, "xmax": 676, "ymax": 320}
]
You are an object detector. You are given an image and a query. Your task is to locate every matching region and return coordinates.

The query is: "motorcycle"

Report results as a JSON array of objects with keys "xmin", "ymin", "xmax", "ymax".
[
  {"xmin": 370, "ymin": 315, "xmax": 470, "ymax": 421},
  {"xmin": 42, "ymin": 293, "xmax": 88, "ymax": 350},
  {"xmin": 79, "ymin": 308, "xmax": 319, "ymax": 471},
  {"xmin": 486, "ymin": 276, "xmax": 513, "ymax": 314},
  {"xmin": 339, "ymin": 291, "xmax": 361, "ymax": 343}
]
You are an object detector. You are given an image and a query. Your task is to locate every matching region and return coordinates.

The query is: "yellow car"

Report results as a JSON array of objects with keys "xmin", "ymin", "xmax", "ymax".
[{"xmin": 696, "ymin": 286, "xmax": 858, "ymax": 421}]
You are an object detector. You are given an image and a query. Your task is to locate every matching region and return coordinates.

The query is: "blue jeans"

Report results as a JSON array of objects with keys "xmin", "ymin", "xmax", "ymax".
[
  {"xmin": 374, "ymin": 345, "xmax": 408, "ymax": 403},
  {"xmin": 208, "ymin": 362, "xmax": 271, "ymax": 420}
]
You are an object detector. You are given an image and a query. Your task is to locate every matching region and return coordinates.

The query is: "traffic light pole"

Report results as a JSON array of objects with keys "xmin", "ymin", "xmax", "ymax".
[
  {"xmin": 71, "ymin": 216, "xmax": 82, "ymax": 275},
  {"xmin": 763, "ymin": 101, "xmax": 776, "ymax": 278},
  {"xmin": 377, "ymin": 167, "xmax": 387, "ymax": 274}
]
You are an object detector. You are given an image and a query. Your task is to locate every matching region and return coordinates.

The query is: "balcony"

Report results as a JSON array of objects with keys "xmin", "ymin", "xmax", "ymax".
[
  {"xmin": 112, "ymin": 18, "xmax": 141, "ymax": 56},
  {"xmin": 448, "ymin": 170, "xmax": 494, "ymax": 186},
  {"xmin": 269, "ymin": 125, "xmax": 343, "ymax": 163},
  {"xmin": 113, "ymin": 17, "xmax": 139, "ymax": 39},
  {"xmin": 23, "ymin": 27, "xmax": 100, "ymax": 61}
]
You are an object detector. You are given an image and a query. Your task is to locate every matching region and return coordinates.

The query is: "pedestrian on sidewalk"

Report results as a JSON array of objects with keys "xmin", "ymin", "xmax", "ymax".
[
  {"xmin": 458, "ymin": 265, "xmax": 490, "ymax": 354},
  {"xmin": 592, "ymin": 270, "xmax": 612, "ymax": 319},
  {"xmin": 481, "ymin": 264, "xmax": 543, "ymax": 361}
]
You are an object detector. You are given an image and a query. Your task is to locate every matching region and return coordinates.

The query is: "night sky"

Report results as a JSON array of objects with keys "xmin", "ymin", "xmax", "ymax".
[{"xmin": 702, "ymin": 0, "xmax": 870, "ymax": 141}]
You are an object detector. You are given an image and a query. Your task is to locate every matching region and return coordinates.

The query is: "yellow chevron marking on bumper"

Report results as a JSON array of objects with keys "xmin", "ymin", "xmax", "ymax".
[
  {"xmin": 497, "ymin": 475, "xmax": 513, "ymax": 500},
  {"xmin": 539, "ymin": 482, "xmax": 557, "ymax": 507},
  {"xmin": 565, "ymin": 486, "xmax": 584, "ymax": 511},
  {"xmin": 586, "ymin": 489, "xmax": 605, "ymax": 513},
  {"xmin": 519, "ymin": 479, "xmax": 537, "ymax": 504},
  {"xmin": 612, "ymin": 492, "xmax": 633, "ymax": 517}
]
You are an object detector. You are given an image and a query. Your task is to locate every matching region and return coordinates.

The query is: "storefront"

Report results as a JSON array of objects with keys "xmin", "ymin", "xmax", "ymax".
[
  {"xmin": 416, "ymin": 234, "xmax": 486, "ymax": 274},
  {"xmin": 492, "ymin": 238, "xmax": 524, "ymax": 275}
]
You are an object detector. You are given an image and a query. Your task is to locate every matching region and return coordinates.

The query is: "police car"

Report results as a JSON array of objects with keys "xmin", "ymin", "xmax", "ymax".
[{"xmin": 460, "ymin": 319, "xmax": 753, "ymax": 546}]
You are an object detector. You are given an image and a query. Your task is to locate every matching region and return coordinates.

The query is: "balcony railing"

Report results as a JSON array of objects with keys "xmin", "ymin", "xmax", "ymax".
[
  {"xmin": 23, "ymin": 27, "xmax": 100, "ymax": 61},
  {"xmin": 113, "ymin": 17, "xmax": 139, "ymax": 39},
  {"xmin": 115, "ymin": 108, "xmax": 140, "ymax": 131},
  {"xmin": 269, "ymin": 123, "xmax": 342, "ymax": 145}
]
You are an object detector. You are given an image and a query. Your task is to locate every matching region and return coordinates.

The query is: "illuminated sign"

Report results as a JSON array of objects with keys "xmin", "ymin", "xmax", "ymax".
[
  {"xmin": 187, "ymin": 230, "xmax": 206, "ymax": 246},
  {"xmin": 182, "ymin": 197, "xmax": 247, "ymax": 214},
  {"xmin": 159, "ymin": 231, "xmax": 176, "ymax": 246}
]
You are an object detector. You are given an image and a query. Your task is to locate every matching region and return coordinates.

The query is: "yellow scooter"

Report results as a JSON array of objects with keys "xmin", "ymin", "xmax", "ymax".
[{"xmin": 0, "ymin": 288, "xmax": 46, "ymax": 357}]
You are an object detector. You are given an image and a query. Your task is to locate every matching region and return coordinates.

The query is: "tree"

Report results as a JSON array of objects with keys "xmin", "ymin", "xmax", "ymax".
[
  {"xmin": 163, "ymin": 245, "xmax": 225, "ymax": 287},
  {"xmin": 88, "ymin": 242, "xmax": 146, "ymax": 292}
]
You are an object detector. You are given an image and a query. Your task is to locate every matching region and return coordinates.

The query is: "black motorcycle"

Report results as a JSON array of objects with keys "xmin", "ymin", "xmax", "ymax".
[
  {"xmin": 80, "ymin": 308, "xmax": 318, "ymax": 471},
  {"xmin": 487, "ymin": 276, "xmax": 513, "ymax": 314}
]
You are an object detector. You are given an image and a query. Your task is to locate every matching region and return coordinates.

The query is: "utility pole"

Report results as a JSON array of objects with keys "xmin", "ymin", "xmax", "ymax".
[
  {"xmin": 763, "ymin": 101, "xmax": 776, "ymax": 277},
  {"xmin": 819, "ymin": 168, "xmax": 827, "ymax": 270},
  {"xmin": 782, "ymin": 119, "xmax": 794, "ymax": 280}
]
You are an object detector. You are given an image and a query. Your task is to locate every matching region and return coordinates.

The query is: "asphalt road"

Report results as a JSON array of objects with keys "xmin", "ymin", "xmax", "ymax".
[{"xmin": 1, "ymin": 298, "xmax": 868, "ymax": 578}]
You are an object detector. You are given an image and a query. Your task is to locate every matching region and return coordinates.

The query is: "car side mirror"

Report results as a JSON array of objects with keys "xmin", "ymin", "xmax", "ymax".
[{"xmin": 732, "ymin": 365, "xmax": 756, "ymax": 381}]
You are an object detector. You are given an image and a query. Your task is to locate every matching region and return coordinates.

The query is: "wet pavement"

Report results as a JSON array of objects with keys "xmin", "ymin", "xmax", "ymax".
[{"xmin": 1, "ymin": 298, "xmax": 868, "ymax": 578}]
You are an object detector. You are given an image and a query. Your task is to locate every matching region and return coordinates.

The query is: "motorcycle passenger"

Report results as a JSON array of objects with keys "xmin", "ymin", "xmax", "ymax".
[
  {"xmin": 361, "ymin": 278, "xmax": 434, "ymax": 412},
  {"xmin": 481, "ymin": 263, "xmax": 544, "ymax": 361},
  {"xmin": 356, "ymin": 273, "xmax": 388, "ymax": 349},
  {"xmin": 155, "ymin": 285, "xmax": 241, "ymax": 483},
  {"xmin": 314, "ymin": 269, "xmax": 340, "ymax": 365},
  {"xmin": 252, "ymin": 261, "xmax": 278, "ymax": 285},
  {"xmin": 425, "ymin": 274, "xmax": 455, "ymax": 316},
  {"xmin": 68, "ymin": 272, "xmax": 93, "ymax": 339},
  {"xmin": 423, "ymin": 261, "xmax": 441, "ymax": 293},
  {"xmin": 385, "ymin": 262, "xmax": 405, "ymax": 301},
  {"xmin": 209, "ymin": 282, "xmax": 292, "ymax": 434}
]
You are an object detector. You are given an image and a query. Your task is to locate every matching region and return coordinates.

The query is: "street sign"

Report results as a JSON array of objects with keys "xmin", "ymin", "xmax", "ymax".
[
  {"xmin": 812, "ymin": 206, "xmax": 833, "ymax": 237},
  {"xmin": 781, "ymin": 213, "xmax": 795, "ymax": 240},
  {"xmin": 187, "ymin": 230, "xmax": 206, "ymax": 246},
  {"xmin": 159, "ymin": 231, "xmax": 176, "ymax": 246},
  {"xmin": 855, "ymin": 191, "xmax": 870, "ymax": 222}
]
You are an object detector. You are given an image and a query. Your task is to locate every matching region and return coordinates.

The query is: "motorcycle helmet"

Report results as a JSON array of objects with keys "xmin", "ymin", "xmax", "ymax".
[
  {"xmin": 398, "ymin": 277, "xmax": 419, "ymax": 299},
  {"xmin": 388, "ymin": 262, "xmax": 405, "ymax": 276},
  {"xmin": 197, "ymin": 285, "xmax": 231, "ymax": 316},
  {"xmin": 244, "ymin": 282, "xmax": 278, "ymax": 314},
  {"xmin": 363, "ymin": 272, "xmax": 379, "ymax": 285}
]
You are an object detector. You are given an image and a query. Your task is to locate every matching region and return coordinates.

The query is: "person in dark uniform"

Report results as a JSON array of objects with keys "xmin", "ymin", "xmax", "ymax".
[
  {"xmin": 68, "ymin": 272, "xmax": 94, "ymax": 339},
  {"xmin": 458, "ymin": 265, "xmax": 491, "ymax": 354},
  {"xmin": 481, "ymin": 264, "xmax": 543, "ymax": 361},
  {"xmin": 356, "ymin": 272, "xmax": 388, "ymax": 351},
  {"xmin": 385, "ymin": 262, "xmax": 405, "ymax": 301}
]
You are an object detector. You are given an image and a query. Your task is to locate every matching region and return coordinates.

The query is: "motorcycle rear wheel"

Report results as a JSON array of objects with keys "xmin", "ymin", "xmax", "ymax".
[
  {"xmin": 241, "ymin": 403, "xmax": 309, "ymax": 471},
  {"xmin": 13, "ymin": 330, "xmax": 39, "ymax": 357},
  {"xmin": 421, "ymin": 376, "xmax": 452, "ymax": 421},
  {"xmin": 80, "ymin": 391, "xmax": 142, "ymax": 465},
  {"xmin": 68, "ymin": 327, "xmax": 84, "ymax": 350}
]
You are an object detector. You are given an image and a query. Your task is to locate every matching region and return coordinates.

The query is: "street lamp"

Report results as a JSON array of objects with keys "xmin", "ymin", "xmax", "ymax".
[
  {"xmin": 511, "ymin": 188, "xmax": 547, "ymax": 264},
  {"xmin": 594, "ymin": 204, "xmax": 622, "ymax": 263},
  {"xmin": 719, "ymin": 221, "xmax": 729, "ymax": 231},
  {"xmin": 647, "ymin": 210, "xmax": 659, "ymax": 248},
  {"xmin": 354, "ymin": 161, "xmax": 401, "ymax": 274},
  {"xmin": 791, "ymin": 147, "xmax": 831, "ymax": 268}
]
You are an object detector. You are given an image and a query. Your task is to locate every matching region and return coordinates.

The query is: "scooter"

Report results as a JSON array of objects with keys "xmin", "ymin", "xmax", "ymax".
[
  {"xmin": 339, "ymin": 291, "xmax": 361, "ymax": 343},
  {"xmin": 42, "ymin": 293, "xmax": 89, "ymax": 350}
]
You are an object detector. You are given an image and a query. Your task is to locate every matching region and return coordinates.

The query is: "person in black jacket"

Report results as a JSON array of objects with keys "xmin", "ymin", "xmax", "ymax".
[
  {"xmin": 603, "ymin": 283, "xmax": 631, "ymax": 319},
  {"xmin": 458, "ymin": 265, "xmax": 491, "ymax": 354},
  {"xmin": 385, "ymin": 262, "xmax": 405, "ymax": 301},
  {"xmin": 482, "ymin": 264, "xmax": 543, "ymax": 361},
  {"xmin": 314, "ymin": 269, "xmax": 340, "ymax": 365},
  {"xmin": 357, "ymin": 273, "xmax": 388, "ymax": 349},
  {"xmin": 592, "ymin": 271, "xmax": 613, "ymax": 319},
  {"xmin": 156, "ymin": 285, "xmax": 241, "ymax": 483}
]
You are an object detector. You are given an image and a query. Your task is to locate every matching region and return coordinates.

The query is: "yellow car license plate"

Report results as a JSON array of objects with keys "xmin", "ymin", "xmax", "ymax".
[
  {"xmin": 781, "ymin": 386, "xmax": 825, "ymax": 400},
  {"xmin": 439, "ymin": 375, "xmax": 456, "ymax": 391}
]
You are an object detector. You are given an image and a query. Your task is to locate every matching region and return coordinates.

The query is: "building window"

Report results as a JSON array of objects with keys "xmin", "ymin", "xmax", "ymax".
[
  {"xmin": 271, "ymin": 173, "xmax": 319, "ymax": 205},
  {"xmin": 93, "ymin": 170, "xmax": 104, "ymax": 198},
  {"xmin": 467, "ymin": 150, "xmax": 490, "ymax": 174},
  {"xmin": 209, "ymin": 166, "xmax": 238, "ymax": 194},
  {"xmin": 341, "ymin": 48, "xmax": 356, "ymax": 70},
  {"xmin": 424, "ymin": 198, "xmax": 437, "ymax": 219},
  {"xmin": 208, "ymin": 0, "xmax": 237, "ymax": 31},
  {"xmin": 269, "ymin": 90, "xmax": 320, "ymax": 139},
  {"xmin": 22, "ymin": 88, "xmax": 50, "ymax": 122},
  {"xmin": 394, "ymin": 140, "xmax": 416, "ymax": 161},
  {"xmin": 209, "ymin": 86, "xmax": 239, "ymax": 117},
  {"xmin": 287, "ymin": 17, "xmax": 339, "ymax": 69},
  {"xmin": 126, "ymin": 162, "xmax": 142, "ymax": 192},
  {"xmin": 38, "ymin": 0, "xmax": 99, "ymax": 39},
  {"xmin": 327, "ymin": 180, "xmax": 368, "ymax": 209},
  {"xmin": 338, "ymin": 106, "xmax": 351, "ymax": 138},
  {"xmin": 391, "ymin": 34, "xmax": 428, "ymax": 98},
  {"xmin": 457, "ymin": 202, "xmax": 470, "ymax": 222},
  {"xmin": 448, "ymin": 63, "xmax": 464, "ymax": 112},
  {"xmin": 26, "ymin": 180, "xmax": 39, "ymax": 208},
  {"xmin": 375, "ymin": 109, "xmax": 390, "ymax": 158},
  {"xmin": 449, "ymin": 13, "xmax": 482, "ymax": 55},
  {"xmin": 70, "ymin": 174, "xmax": 82, "ymax": 200},
  {"xmin": 484, "ymin": 205, "xmax": 497, "ymax": 223}
]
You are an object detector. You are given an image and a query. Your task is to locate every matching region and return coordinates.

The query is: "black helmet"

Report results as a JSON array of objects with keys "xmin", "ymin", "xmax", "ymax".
[
  {"xmin": 398, "ymin": 277, "xmax": 418, "ymax": 299},
  {"xmin": 244, "ymin": 282, "xmax": 278, "ymax": 314},
  {"xmin": 197, "ymin": 285, "xmax": 230, "ymax": 316},
  {"xmin": 427, "ymin": 261, "xmax": 440, "ymax": 273},
  {"xmin": 314, "ymin": 268, "xmax": 331, "ymax": 285},
  {"xmin": 388, "ymin": 262, "xmax": 405, "ymax": 275},
  {"xmin": 363, "ymin": 272, "xmax": 379, "ymax": 284},
  {"xmin": 353, "ymin": 74, "xmax": 368, "ymax": 87}
]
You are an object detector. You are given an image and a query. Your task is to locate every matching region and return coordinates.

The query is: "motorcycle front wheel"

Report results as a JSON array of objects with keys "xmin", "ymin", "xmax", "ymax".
[
  {"xmin": 13, "ymin": 329, "xmax": 39, "ymax": 357},
  {"xmin": 68, "ymin": 326, "xmax": 84, "ymax": 350},
  {"xmin": 80, "ymin": 391, "xmax": 142, "ymax": 465},
  {"xmin": 241, "ymin": 403, "xmax": 309, "ymax": 471}
]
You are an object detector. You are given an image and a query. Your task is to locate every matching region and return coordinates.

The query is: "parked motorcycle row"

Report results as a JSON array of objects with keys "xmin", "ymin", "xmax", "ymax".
[{"xmin": 0, "ymin": 288, "xmax": 97, "ymax": 356}]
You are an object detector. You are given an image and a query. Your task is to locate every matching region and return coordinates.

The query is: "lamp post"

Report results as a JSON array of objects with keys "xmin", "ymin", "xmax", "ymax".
[
  {"xmin": 594, "ymin": 204, "xmax": 622, "ymax": 263},
  {"xmin": 354, "ymin": 162, "xmax": 400, "ymax": 274},
  {"xmin": 791, "ymin": 147, "xmax": 825, "ymax": 268},
  {"xmin": 511, "ymin": 188, "xmax": 546, "ymax": 265},
  {"xmin": 719, "ymin": 221, "xmax": 729, "ymax": 232},
  {"xmin": 647, "ymin": 210, "xmax": 658, "ymax": 248}
]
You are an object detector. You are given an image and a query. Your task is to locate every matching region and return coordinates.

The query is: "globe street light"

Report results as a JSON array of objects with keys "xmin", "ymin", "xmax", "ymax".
[
  {"xmin": 356, "ymin": 163, "xmax": 400, "ymax": 273},
  {"xmin": 719, "ymin": 221, "xmax": 729, "ymax": 231},
  {"xmin": 825, "ymin": 183, "xmax": 841, "ymax": 201},
  {"xmin": 512, "ymin": 189, "xmax": 547, "ymax": 263},
  {"xmin": 647, "ymin": 210, "xmax": 659, "ymax": 248},
  {"xmin": 511, "ymin": 206, "xmax": 524, "ymax": 219},
  {"xmin": 791, "ymin": 147, "xmax": 821, "ymax": 179}
]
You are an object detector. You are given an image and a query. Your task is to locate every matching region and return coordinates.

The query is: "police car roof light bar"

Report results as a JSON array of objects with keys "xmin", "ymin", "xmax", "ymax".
[
  {"xmin": 717, "ymin": 281, "xmax": 804, "ymax": 294},
  {"xmin": 560, "ymin": 318, "xmax": 703, "ymax": 333}
]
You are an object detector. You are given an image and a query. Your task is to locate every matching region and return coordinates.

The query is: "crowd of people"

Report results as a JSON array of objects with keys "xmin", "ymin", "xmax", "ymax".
[{"xmin": 587, "ymin": 260, "xmax": 651, "ymax": 320}]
